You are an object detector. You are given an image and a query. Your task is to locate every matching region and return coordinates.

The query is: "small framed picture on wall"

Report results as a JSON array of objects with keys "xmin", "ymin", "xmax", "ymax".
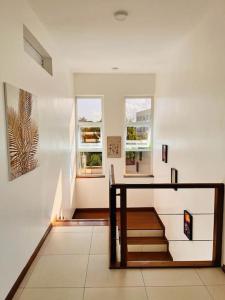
[
  {"xmin": 162, "ymin": 144, "xmax": 168, "ymax": 163},
  {"xmin": 171, "ymin": 168, "xmax": 178, "ymax": 191},
  {"xmin": 184, "ymin": 210, "xmax": 193, "ymax": 240},
  {"xmin": 107, "ymin": 136, "xmax": 121, "ymax": 158}
]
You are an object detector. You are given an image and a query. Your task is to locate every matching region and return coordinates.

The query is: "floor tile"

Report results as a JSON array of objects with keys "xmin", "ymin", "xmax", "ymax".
[
  {"xmin": 90, "ymin": 232, "xmax": 108, "ymax": 254},
  {"xmin": 40, "ymin": 232, "xmax": 92, "ymax": 255},
  {"xmin": 18, "ymin": 288, "xmax": 83, "ymax": 300},
  {"xmin": 196, "ymin": 268, "xmax": 225, "ymax": 285},
  {"xmin": 207, "ymin": 285, "xmax": 225, "ymax": 300},
  {"xmin": 84, "ymin": 287, "xmax": 148, "ymax": 300},
  {"xmin": 86, "ymin": 255, "xmax": 144, "ymax": 287},
  {"xmin": 146, "ymin": 286, "xmax": 211, "ymax": 300},
  {"xmin": 52, "ymin": 226, "xmax": 93, "ymax": 233},
  {"xmin": 26, "ymin": 255, "xmax": 89, "ymax": 287},
  {"xmin": 142, "ymin": 268, "xmax": 202, "ymax": 286},
  {"xmin": 93, "ymin": 226, "xmax": 109, "ymax": 233},
  {"xmin": 93, "ymin": 226, "xmax": 119, "ymax": 239}
]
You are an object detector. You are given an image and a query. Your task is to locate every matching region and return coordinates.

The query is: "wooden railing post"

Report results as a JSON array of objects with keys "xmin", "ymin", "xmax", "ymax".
[
  {"xmin": 109, "ymin": 184, "xmax": 117, "ymax": 268},
  {"xmin": 213, "ymin": 184, "xmax": 224, "ymax": 266},
  {"xmin": 120, "ymin": 187, "xmax": 127, "ymax": 268}
]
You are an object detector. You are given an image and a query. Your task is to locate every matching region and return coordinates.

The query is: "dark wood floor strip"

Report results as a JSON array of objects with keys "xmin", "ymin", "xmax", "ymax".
[
  {"xmin": 5, "ymin": 224, "xmax": 52, "ymax": 300},
  {"xmin": 54, "ymin": 219, "xmax": 108, "ymax": 226}
]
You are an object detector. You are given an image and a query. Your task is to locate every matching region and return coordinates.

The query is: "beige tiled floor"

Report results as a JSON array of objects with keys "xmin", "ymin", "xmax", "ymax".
[
  {"xmin": 86, "ymin": 255, "xmax": 144, "ymax": 287},
  {"xmin": 90, "ymin": 232, "xmax": 108, "ymax": 254},
  {"xmin": 14, "ymin": 226, "xmax": 225, "ymax": 300},
  {"xmin": 40, "ymin": 232, "xmax": 92, "ymax": 255}
]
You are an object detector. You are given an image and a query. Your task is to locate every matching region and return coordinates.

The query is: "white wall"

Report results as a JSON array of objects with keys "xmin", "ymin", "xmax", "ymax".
[
  {"xmin": 0, "ymin": 0, "xmax": 75, "ymax": 298},
  {"xmin": 74, "ymin": 74, "xmax": 155, "ymax": 208},
  {"xmin": 153, "ymin": 0, "xmax": 225, "ymax": 262}
]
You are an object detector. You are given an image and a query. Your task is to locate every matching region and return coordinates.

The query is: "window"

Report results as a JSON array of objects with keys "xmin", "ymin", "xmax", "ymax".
[
  {"xmin": 125, "ymin": 97, "xmax": 153, "ymax": 175},
  {"xmin": 76, "ymin": 97, "xmax": 103, "ymax": 177}
]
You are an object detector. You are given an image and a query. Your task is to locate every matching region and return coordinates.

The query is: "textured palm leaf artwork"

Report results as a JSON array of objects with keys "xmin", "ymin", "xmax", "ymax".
[{"xmin": 4, "ymin": 83, "xmax": 39, "ymax": 180}]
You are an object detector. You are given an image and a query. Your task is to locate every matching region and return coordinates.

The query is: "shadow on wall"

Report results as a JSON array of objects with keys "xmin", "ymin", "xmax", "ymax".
[
  {"xmin": 51, "ymin": 169, "xmax": 63, "ymax": 221},
  {"xmin": 50, "ymin": 100, "xmax": 76, "ymax": 221},
  {"xmin": 69, "ymin": 102, "xmax": 76, "ymax": 208}
]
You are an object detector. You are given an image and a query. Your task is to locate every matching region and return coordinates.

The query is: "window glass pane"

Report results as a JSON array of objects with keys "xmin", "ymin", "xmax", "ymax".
[
  {"xmin": 126, "ymin": 127, "xmax": 151, "ymax": 150},
  {"xmin": 125, "ymin": 151, "xmax": 151, "ymax": 175},
  {"xmin": 77, "ymin": 97, "xmax": 102, "ymax": 122},
  {"xmin": 80, "ymin": 127, "xmax": 101, "ymax": 144},
  {"xmin": 127, "ymin": 126, "xmax": 149, "ymax": 141},
  {"xmin": 126, "ymin": 97, "xmax": 151, "ymax": 123},
  {"xmin": 125, "ymin": 97, "xmax": 152, "ymax": 175},
  {"xmin": 79, "ymin": 152, "xmax": 102, "ymax": 175}
]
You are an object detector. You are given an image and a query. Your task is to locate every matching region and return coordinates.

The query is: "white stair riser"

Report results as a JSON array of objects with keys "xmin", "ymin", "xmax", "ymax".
[
  {"xmin": 128, "ymin": 244, "xmax": 168, "ymax": 252},
  {"xmin": 127, "ymin": 230, "xmax": 164, "ymax": 237}
]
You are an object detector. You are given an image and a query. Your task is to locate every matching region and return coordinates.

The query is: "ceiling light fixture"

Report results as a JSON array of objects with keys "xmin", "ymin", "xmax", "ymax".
[
  {"xmin": 114, "ymin": 10, "xmax": 128, "ymax": 21},
  {"xmin": 112, "ymin": 67, "xmax": 119, "ymax": 70}
]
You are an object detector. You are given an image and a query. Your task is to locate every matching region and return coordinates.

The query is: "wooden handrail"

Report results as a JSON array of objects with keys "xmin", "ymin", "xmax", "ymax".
[
  {"xmin": 111, "ymin": 183, "xmax": 224, "ymax": 189},
  {"xmin": 109, "ymin": 165, "xmax": 224, "ymax": 269}
]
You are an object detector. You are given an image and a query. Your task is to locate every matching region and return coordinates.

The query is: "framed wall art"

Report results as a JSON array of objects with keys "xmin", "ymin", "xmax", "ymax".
[
  {"xmin": 107, "ymin": 136, "xmax": 121, "ymax": 158},
  {"xmin": 184, "ymin": 210, "xmax": 193, "ymax": 240},
  {"xmin": 4, "ymin": 82, "xmax": 39, "ymax": 180}
]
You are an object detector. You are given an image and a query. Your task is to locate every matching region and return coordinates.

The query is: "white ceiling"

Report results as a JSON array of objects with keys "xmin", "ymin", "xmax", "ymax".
[{"xmin": 28, "ymin": 0, "xmax": 210, "ymax": 73}]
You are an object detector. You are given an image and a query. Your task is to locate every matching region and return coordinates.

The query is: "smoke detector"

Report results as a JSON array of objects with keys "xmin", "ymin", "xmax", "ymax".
[{"xmin": 114, "ymin": 10, "xmax": 128, "ymax": 21}]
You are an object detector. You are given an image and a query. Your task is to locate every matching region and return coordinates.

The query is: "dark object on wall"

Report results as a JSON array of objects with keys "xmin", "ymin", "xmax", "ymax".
[
  {"xmin": 184, "ymin": 210, "xmax": 193, "ymax": 240},
  {"xmin": 162, "ymin": 144, "xmax": 168, "ymax": 163},
  {"xmin": 171, "ymin": 168, "xmax": 178, "ymax": 191}
]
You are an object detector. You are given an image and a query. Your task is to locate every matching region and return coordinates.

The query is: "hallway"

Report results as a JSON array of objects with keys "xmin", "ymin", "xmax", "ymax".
[
  {"xmin": 1, "ymin": 0, "xmax": 225, "ymax": 298},
  {"xmin": 13, "ymin": 225, "xmax": 225, "ymax": 300}
]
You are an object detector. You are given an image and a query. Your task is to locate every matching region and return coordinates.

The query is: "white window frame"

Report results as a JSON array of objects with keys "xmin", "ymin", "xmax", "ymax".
[
  {"xmin": 76, "ymin": 96, "xmax": 104, "ymax": 177},
  {"xmin": 124, "ymin": 96, "xmax": 154, "ymax": 176}
]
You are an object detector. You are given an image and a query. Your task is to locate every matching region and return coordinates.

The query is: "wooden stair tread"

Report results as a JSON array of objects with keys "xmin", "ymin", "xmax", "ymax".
[
  {"xmin": 118, "ymin": 211, "xmax": 164, "ymax": 230},
  {"xmin": 127, "ymin": 237, "xmax": 168, "ymax": 245},
  {"xmin": 128, "ymin": 251, "xmax": 173, "ymax": 261}
]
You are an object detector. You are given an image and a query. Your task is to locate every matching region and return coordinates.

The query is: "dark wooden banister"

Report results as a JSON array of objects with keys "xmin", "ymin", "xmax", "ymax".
[
  {"xmin": 109, "ymin": 165, "xmax": 224, "ymax": 268},
  {"xmin": 109, "ymin": 164, "xmax": 115, "ymax": 185}
]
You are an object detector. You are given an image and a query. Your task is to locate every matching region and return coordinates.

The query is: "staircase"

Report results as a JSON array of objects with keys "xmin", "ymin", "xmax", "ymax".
[{"xmin": 118, "ymin": 209, "xmax": 173, "ymax": 262}]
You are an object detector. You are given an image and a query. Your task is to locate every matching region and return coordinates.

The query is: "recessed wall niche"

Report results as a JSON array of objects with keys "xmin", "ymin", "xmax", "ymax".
[
  {"xmin": 162, "ymin": 144, "xmax": 168, "ymax": 163},
  {"xmin": 23, "ymin": 25, "xmax": 53, "ymax": 75}
]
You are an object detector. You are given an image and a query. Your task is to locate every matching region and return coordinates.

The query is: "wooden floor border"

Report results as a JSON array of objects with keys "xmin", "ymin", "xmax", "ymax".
[
  {"xmin": 110, "ymin": 260, "xmax": 215, "ymax": 269},
  {"xmin": 222, "ymin": 264, "xmax": 225, "ymax": 273},
  {"xmin": 5, "ymin": 224, "xmax": 52, "ymax": 300},
  {"xmin": 72, "ymin": 207, "xmax": 155, "ymax": 219},
  {"xmin": 54, "ymin": 219, "xmax": 109, "ymax": 226}
]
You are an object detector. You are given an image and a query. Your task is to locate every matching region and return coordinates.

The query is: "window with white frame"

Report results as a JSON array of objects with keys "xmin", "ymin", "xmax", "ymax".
[
  {"xmin": 125, "ymin": 97, "xmax": 153, "ymax": 175},
  {"xmin": 76, "ymin": 97, "xmax": 103, "ymax": 176}
]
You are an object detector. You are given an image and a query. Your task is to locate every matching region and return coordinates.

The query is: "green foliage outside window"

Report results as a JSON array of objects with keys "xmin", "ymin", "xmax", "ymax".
[
  {"xmin": 127, "ymin": 127, "xmax": 148, "ymax": 140},
  {"xmin": 86, "ymin": 152, "xmax": 102, "ymax": 167},
  {"xmin": 127, "ymin": 127, "xmax": 137, "ymax": 140},
  {"xmin": 126, "ymin": 151, "xmax": 136, "ymax": 165}
]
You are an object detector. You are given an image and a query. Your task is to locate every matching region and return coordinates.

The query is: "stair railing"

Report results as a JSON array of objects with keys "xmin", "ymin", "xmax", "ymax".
[{"xmin": 109, "ymin": 164, "xmax": 224, "ymax": 268}]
